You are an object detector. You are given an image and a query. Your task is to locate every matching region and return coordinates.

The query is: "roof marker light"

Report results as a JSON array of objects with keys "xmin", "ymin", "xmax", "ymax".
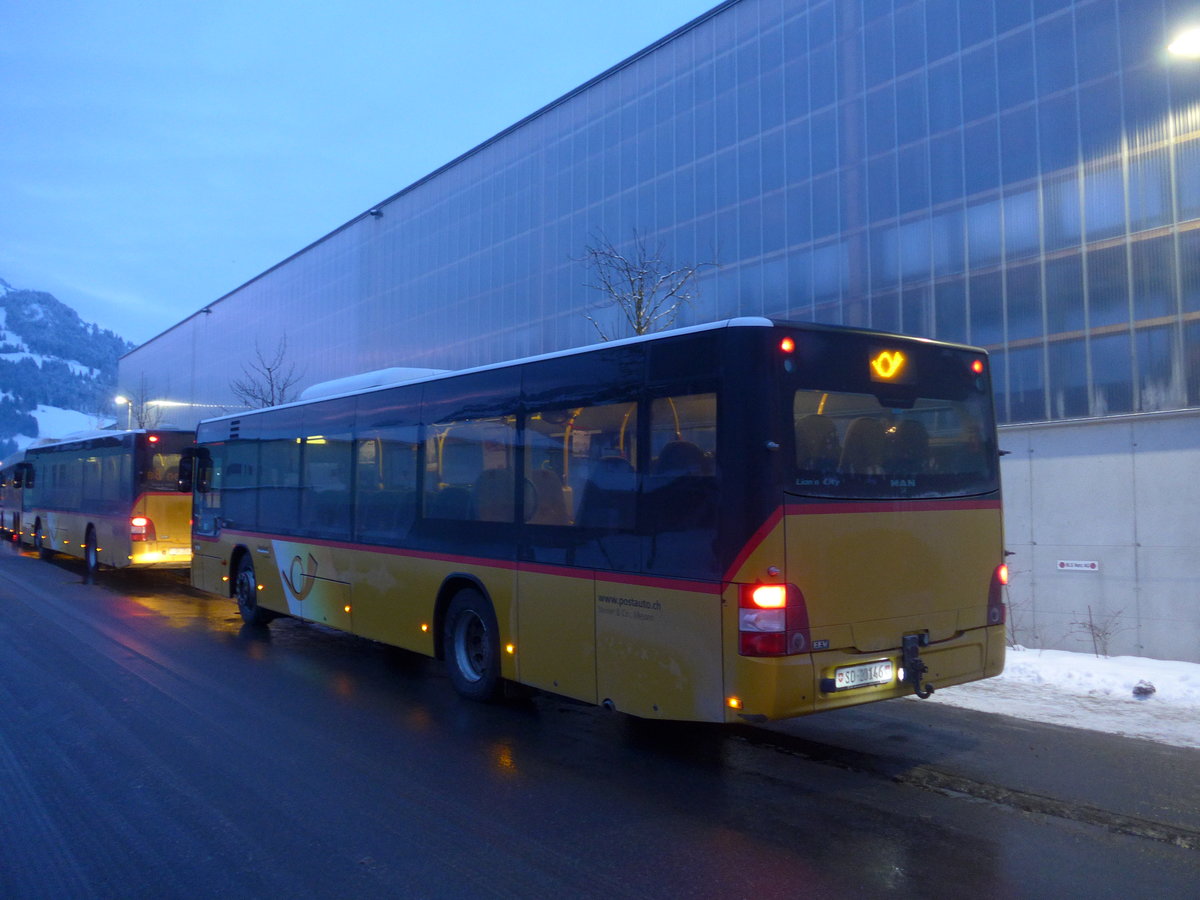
[
  {"xmin": 972, "ymin": 359, "xmax": 985, "ymax": 374},
  {"xmin": 780, "ymin": 337, "xmax": 795, "ymax": 353}
]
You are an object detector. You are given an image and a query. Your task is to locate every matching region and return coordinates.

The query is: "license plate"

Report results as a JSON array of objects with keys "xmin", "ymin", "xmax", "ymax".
[
  {"xmin": 833, "ymin": 660, "xmax": 894, "ymax": 690},
  {"xmin": 166, "ymin": 547, "xmax": 190, "ymax": 555}
]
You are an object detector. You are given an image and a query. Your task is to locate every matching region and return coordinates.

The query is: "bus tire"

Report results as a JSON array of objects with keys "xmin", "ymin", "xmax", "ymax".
[
  {"xmin": 443, "ymin": 587, "xmax": 502, "ymax": 702},
  {"xmin": 234, "ymin": 557, "xmax": 275, "ymax": 626},
  {"xmin": 33, "ymin": 520, "xmax": 50, "ymax": 559},
  {"xmin": 84, "ymin": 526, "xmax": 99, "ymax": 578}
]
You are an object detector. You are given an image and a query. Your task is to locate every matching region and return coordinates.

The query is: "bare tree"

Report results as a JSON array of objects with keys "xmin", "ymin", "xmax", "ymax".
[
  {"xmin": 581, "ymin": 231, "xmax": 714, "ymax": 341},
  {"xmin": 230, "ymin": 337, "xmax": 304, "ymax": 408},
  {"xmin": 116, "ymin": 374, "xmax": 165, "ymax": 430}
]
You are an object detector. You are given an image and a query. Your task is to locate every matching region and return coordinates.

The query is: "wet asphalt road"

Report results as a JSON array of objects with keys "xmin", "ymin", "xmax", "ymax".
[{"xmin": 1, "ymin": 546, "xmax": 1197, "ymax": 899}]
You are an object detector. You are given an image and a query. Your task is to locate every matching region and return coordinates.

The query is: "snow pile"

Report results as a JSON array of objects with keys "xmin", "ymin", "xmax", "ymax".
[{"xmin": 924, "ymin": 646, "xmax": 1200, "ymax": 749}]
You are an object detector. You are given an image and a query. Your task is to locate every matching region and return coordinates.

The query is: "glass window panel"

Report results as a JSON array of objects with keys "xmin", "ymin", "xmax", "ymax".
[
  {"xmin": 763, "ymin": 190, "xmax": 786, "ymax": 254},
  {"xmin": 895, "ymin": 72, "xmax": 928, "ymax": 146},
  {"xmin": 902, "ymin": 285, "xmax": 932, "ymax": 336},
  {"xmin": 811, "ymin": 108, "xmax": 838, "ymax": 174},
  {"xmin": 1000, "ymin": 106, "xmax": 1039, "ymax": 185},
  {"xmin": 1074, "ymin": 0, "xmax": 1119, "ymax": 83},
  {"xmin": 1045, "ymin": 255, "xmax": 1085, "ymax": 334},
  {"xmin": 960, "ymin": 45, "xmax": 997, "ymax": 122},
  {"xmin": 894, "ymin": 4, "xmax": 926, "ymax": 76},
  {"xmin": 812, "ymin": 174, "xmax": 840, "ymax": 238},
  {"xmin": 997, "ymin": 29, "xmax": 1035, "ymax": 110},
  {"xmin": 864, "ymin": 19, "xmax": 894, "ymax": 89},
  {"xmin": 1086, "ymin": 244, "xmax": 1130, "ymax": 328},
  {"xmin": 871, "ymin": 225, "xmax": 899, "ymax": 290},
  {"xmin": 1035, "ymin": 15, "xmax": 1076, "ymax": 95},
  {"xmin": 739, "ymin": 139, "xmax": 762, "ymax": 200},
  {"xmin": 761, "ymin": 62, "xmax": 784, "ymax": 131},
  {"xmin": 963, "ymin": 119, "xmax": 1000, "ymax": 195},
  {"xmin": 1048, "ymin": 338, "xmax": 1089, "ymax": 419},
  {"xmin": 996, "ymin": 2, "xmax": 1032, "ymax": 33},
  {"xmin": 1006, "ymin": 263, "xmax": 1044, "ymax": 342},
  {"xmin": 761, "ymin": 129, "xmax": 785, "ymax": 194},
  {"xmin": 1083, "ymin": 159, "xmax": 1125, "ymax": 241},
  {"xmin": 898, "ymin": 142, "xmax": 930, "ymax": 214},
  {"xmin": 866, "ymin": 85, "xmax": 897, "ymax": 156},
  {"xmin": 786, "ymin": 181, "xmax": 812, "ymax": 245},
  {"xmin": 1089, "ymin": 331, "xmax": 1133, "ymax": 415},
  {"xmin": 932, "ymin": 206, "xmax": 965, "ymax": 276},
  {"xmin": 1128, "ymin": 149, "xmax": 1171, "ymax": 232},
  {"xmin": 1186, "ymin": 321, "xmax": 1200, "ymax": 407},
  {"xmin": 929, "ymin": 131, "xmax": 963, "ymax": 206},
  {"xmin": 925, "ymin": 0, "xmax": 959, "ymax": 63},
  {"xmin": 784, "ymin": 58, "xmax": 809, "ymax": 122},
  {"xmin": 1122, "ymin": 66, "xmax": 1169, "ymax": 134},
  {"xmin": 810, "ymin": 45, "xmax": 837, "ymax": 109},
  {"xmin": 1179, "ymin": 229, "xmax": 1200, "ymax": 313},
  {"xmin": 1042, "ymin": 173, "xmax": 1081, "ymax": 252},
  {"xmin": 1137, "ymin": 324, "xmax": 1183, "ymax": 411},
  {"xmin": 1118, "ymin": 1, "xmax": 1165, "ymax": 73},
  {"xmin": 1175, "ymin": 136, "xmax": 1200, "ymax": 222},
  {"xmin": 740, "ymin": 198, "xmax": 763, "ymax": 258},
  {"xmin": 959, "ymin": 2, "xmax": 994, "ymax": 47},
  {"xmin": 927, "ymin": 60, "xmax": 962, "ymax": 133},
  {"xmin": 785, "ymin": 116, "xmax": 811, "ymax": 183},
  {"xmin": 870, "ymin": 291, "xmax": 900, "ymax": 332},
  {"xmin": 899, "ymin": 217, "xmax": 931, "ymax": 280},
  {"xmin": 970, "ymin": 271, "xmax": 1004, "ymax": 345},
  {"xmin": 1007, "ymin": 344, "xmax": 1046, "ymax": 422},
  {"xmin": 935, "ymin": 279, "xmax": 967, "ymax": 342},
  {"xmin": 1131, "ymin": 237, "xmax": 1176, "ymax": 320},
  {"xmin": 868, "ymin": 153, "xmax": 898, "ymax": 221},
  {"xmin": 967, "ymin": 198, "xmax": 1002, "ymax": 267},
  {"xmin": 1004, "ymin": 187, "xmax": 1040, "ymax": 258},
  {"xmin": 1038, "ymin": 92, "xmax": 1079, "ymax": 174}
]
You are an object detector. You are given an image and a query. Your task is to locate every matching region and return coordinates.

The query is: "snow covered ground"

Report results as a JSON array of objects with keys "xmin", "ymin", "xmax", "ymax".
[{"xmin": 920, "ymin": 646, "xmax": 1200, "ymax": 750}]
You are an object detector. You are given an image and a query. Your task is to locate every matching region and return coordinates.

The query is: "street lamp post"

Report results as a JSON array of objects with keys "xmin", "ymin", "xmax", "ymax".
[{"xmin": 114, "ymin": 395, "xmax": 132, "ymax": 429}]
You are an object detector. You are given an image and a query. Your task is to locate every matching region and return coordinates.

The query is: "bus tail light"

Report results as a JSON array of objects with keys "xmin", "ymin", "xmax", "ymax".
[
  {"xmin": 987, "ymin": 563, "xmax": 1008, "ymax": 626},
  {"xmin": 738, "ymin": 583, "xmax": 811, "ymax": 656},
  {"xmin": 130, "ymin": 516, "xmax": 156, "ymax": 542}
]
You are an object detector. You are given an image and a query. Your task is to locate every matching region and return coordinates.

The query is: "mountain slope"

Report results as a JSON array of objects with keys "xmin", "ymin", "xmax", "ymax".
[{"xmin": 0, "ymin": 277, "xmax": 134, "ymax": 458}]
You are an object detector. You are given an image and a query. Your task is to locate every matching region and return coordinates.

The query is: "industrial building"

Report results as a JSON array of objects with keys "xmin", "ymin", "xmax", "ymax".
[{"xmin": 122, "ymin": 0, "xmax": 1200, "ymax": 661}]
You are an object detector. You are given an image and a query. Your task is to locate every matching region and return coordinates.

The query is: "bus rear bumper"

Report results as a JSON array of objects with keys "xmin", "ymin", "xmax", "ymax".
[{"xmin": 724, "ymin": 624, "xmax": 1006, "ymax": 723}]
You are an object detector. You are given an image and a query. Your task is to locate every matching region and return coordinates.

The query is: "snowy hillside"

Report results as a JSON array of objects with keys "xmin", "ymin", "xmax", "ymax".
[{"xmin": 0, "ymin": 276, "xmax": 133, "ymax": 458}]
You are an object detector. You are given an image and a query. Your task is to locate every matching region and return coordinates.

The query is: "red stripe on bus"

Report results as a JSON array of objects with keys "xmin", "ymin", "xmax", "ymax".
[
  {"xmin": 784, "ymin": 498, "xmax": 1001, "ymax": 516},
  {"xmin": 210, "ymin": 530, "xmax": 719, "ymax": 595}
]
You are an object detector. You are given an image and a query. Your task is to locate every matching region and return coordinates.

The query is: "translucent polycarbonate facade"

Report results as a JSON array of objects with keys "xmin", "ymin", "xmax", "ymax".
[{"xmin": 124, "ymin": 0, "xmax": 1200, "ymax": 425}]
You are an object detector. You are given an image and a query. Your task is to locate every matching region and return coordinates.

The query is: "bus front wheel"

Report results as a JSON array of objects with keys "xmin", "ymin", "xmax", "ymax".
[
  {"xmin": 443, "ymin": 588, "xmax": 502, "ymax": 702},
  {"xmin": 234, "ymin": 557, "xmax": 275, "ymax": 626}
]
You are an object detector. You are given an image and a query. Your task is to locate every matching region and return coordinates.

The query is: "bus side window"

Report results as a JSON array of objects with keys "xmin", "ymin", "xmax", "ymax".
[
  {"xmin": 570, "ymin": 401, "xmax": 639, "ymax": 531},
  {"xmin": 424, "ymin": 417, "xmax": 517, "ymax": 522}
]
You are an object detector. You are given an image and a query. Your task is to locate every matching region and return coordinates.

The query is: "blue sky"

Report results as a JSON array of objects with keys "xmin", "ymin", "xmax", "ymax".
[{"xmin": 1, "ymin": 0, "xmax": 717, "ymax": 345}]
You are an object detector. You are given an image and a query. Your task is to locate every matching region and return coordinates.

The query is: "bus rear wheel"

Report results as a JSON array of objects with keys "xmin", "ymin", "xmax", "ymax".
[
  {"xmin": 234, "ymin": 557, "xmax": 275, "ymax": 626},
  {"xmin": 443, "ymin": 587, "xmax": 502, "ymax": 702}
]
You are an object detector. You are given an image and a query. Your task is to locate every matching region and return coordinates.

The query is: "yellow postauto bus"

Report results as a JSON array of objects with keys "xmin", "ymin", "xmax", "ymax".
[
  {"xmin": 25, "ymin": 428, "xmax": 195, "ymax": 576},
  {"xmin": 181, "ymin": 319, "xmax": 1006, "ymax": 723}
]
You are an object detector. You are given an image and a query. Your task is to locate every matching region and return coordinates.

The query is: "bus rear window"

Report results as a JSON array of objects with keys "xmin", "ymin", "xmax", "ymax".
[{"xmin": 790, "ymin": 390, "xmax": 997, "ymax": 500}]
